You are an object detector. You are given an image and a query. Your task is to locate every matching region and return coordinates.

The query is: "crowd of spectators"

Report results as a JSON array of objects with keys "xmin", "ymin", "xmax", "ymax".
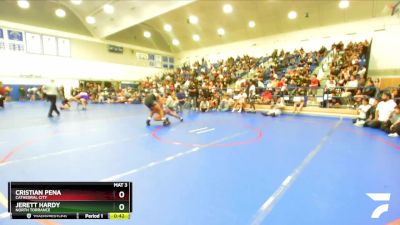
[
  {"xmin": 353, "ymin": 91, "xmax": 400, "ymax": 137},
  {"xmin": 133, "ymin": 40, "xmax": 400, "ymax": 137},
  {"xmin": 322, "ymin": 40, "xmax": 373, "ymax": 107},
  {"xmin": 0, "ymin": 82, "xmax": 144, "ymax": 108},
  {"xmin": 137, "ymin": 41, "xmax": 382, "ymax": 113},
  {"xmin": 1, "ymin": 85, "xmax": 47, "ymax": 102},
  {"xmin": 69, "ymin": 83, "xmax": 143, "ymax": 104}
]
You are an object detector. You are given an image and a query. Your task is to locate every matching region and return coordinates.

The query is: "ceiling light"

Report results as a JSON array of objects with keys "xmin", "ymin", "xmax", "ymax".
[
  {"xmin": 288, "ymin": 11, "xmax": 297, "ymax": 20},
  {"xmin": 249, "ymin": 20, "xmax": 256, "ymax": 28},
  {"xmin": 188, "ymin": 15, "xmax": 198, "ymax": 24},
  {"xmin": 144, "ymin": 31, "xmax": 151, "ymax": 38},
  {"xmin": 55, "ymin": 8, "xmax": 66, "ymax": 18},
  {"xmin": 86, "ymin": 16, "xmax": 96, "ymax": 24},
  {"xmin": 17, "ymin": 0, "xmax": 30, "ymax": 9},
  {"xmin": 223, "ymin": 4, "xmax": 233, "ymax": 14},
  {"xmin": 164, "ymin": 24, "xmax": 172, "ymax": 32},
  {"xmin": 172, "ymin": 39, "xmax": 180, "ymax": 46},
  {"xmin": 339, "ymin": 0, "xmax": 350, "ymax": 9},
  {"xmin": 103, "ymin": 4, "xmax": 114, "ymax": 14},
  {"xmin": 217, "ymin": 28, "xmax": 225, "ymax": 36},
  {"xmin": 192, "ymin": 34, "xmax": 200, "ymax": 42},
  {"xmin": 70, "ymin": 0, "xmax": 82, "ymax": 5}
]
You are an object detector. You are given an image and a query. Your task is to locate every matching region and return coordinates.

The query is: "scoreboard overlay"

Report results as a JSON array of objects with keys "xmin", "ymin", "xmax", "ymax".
[{"xmin": 8, "ymin": 182, "xmax": 132, "ymax": 220}]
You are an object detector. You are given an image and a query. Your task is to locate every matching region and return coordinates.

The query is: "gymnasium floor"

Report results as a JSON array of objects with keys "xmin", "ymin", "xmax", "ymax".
[{"xmin": 0, "ymin": 102, "xmax": 399, "ymax": 225}]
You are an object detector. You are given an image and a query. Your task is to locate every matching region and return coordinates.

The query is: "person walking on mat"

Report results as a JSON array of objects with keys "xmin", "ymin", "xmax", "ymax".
[{"xmin": 43, "ymin": 80, "xmax": 60, "ymax": 117}]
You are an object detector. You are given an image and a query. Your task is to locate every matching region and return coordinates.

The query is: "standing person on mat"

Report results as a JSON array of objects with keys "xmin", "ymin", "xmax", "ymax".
[
  {"xmin": 237, "ymin": 89, "xmax": 247, "ymax": 113},
  {"xmin": 144, "ymin": 92, "xmax": 170, "ymax": 126},
  {"xmin": 248, "ymin": 89, "xmax": 257, "ymax": 113},
  {"xmin": 43, "ymin": 80, "xmax": 60, "ymax": 117}
]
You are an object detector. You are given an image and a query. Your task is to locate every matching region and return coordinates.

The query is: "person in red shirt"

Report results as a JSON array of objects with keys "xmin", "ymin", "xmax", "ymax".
[
  {"xmin": 276, "ymin": 79, "xmax": 284, "ymax": 89},
  {"xmin": 309, "ymin": 74, "xmax": 320, "ymax": 98},
  {"xmin": 0, "ymin": 82, "xmax": 5, "ymax": 108},
  {"xmin": 261, "ymin": 89, "xmax": 273, "ymax": 105}
]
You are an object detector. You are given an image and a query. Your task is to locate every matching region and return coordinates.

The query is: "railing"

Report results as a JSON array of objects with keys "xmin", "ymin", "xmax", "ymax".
[
  {"xmin": 254, "ymin": 85, "xmax": 399, "ymax": 109},
  {"xmin": 166, "ymin": 85, "xmax": 398, "ymax": 110}
]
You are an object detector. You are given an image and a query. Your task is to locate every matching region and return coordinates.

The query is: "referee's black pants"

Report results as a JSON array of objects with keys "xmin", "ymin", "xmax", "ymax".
[{"xmin": 47, "ymin": 95, "xmax": 60, "ymax": 117}]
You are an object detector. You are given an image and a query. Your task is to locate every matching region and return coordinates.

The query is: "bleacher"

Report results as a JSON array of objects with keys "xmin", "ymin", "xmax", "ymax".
[{"xmin": 143, "ymin": 41, "xmax": 376, "ymax": 118}]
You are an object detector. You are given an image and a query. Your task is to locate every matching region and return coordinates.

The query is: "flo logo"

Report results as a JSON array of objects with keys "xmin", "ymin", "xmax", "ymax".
[{"xmin": 366, "ymin": 193, "xmax": 391, "ymax": 219}]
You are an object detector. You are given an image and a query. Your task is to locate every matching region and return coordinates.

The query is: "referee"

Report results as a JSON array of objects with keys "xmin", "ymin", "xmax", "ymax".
[{"xmin": 44, "ymin": 80, "xmax": 60, "ymax": 117}]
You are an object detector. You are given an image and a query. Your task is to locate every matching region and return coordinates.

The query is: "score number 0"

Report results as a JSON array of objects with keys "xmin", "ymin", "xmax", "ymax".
[{"xmin": 118, "ymin": 191, "xmax": 125, "ymax": 211}]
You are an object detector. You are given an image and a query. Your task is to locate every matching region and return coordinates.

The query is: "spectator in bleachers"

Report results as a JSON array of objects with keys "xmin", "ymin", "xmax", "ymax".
[
  {"xmin": 337, "ymin": 73, "xmax": 347, "ymax": 88},
  {"xmin": 362, "ymin": 79, "xmax": 376, "ymax": 97},
  {"xmin": 260, "ymin": 89, "xmax": 273, "ymax": 105},
  {"xmin": 199, "ymin": 97, "xmax": 210, "ymax": 112},
  {"xmin": 347, "ymin": 75, "xmax": 358, "ymax": 91},
  {"xmin": 218, "ymin": 95, "xmax": 230, "ymax": 112},
  {"xmin": 310, "ymin": 74, "xmax": 319, "ymax": 93},
  {"xmin": 358, "ymin": 72, "xmax": 367, "ymax": 87},
  {"xmin": 325, "ymin": 76, "xmax": 337, "ymax": 91},
  {"xmin": 342, "ymin": 75, "xmax": 359, "ymax": 105},
  {"xmin": 328, "ymin": 92, "xmax": 342, "ymax": 108}
]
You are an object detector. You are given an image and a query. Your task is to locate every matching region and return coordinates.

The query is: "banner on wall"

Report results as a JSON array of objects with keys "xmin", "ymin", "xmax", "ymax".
[
  {"xmin": 162, "ymin": 56, "xmax": 168, "ymax": 68},
  {"xmin": 57, "ymin": 38, "xmax": 71, "ymax": 57},
  {"xmin": 136, "ymin": 52, "xmax": 148, "ymax": 61},
  {"xmin": 168, "ymin": 57, "xmax": 174, "ymax": 64},
  {"xmin": 7, "ymin": 29, "xmax": 25, "ymax": 52},
  {"xmin": 26, "ymin": 32, "xmax": 42, "ymax": 54},
  {"xmin": 169, "ymin": 57, "xmax": 174, "ymax": 69},
  {"xmin": 148, "ymin": 54, "xmax": 155, "ymax": 67},
  {"xmin": 42, "ymin": 35, "xmax": 57, "ymax": 56},
  {"xmin": 0, "ymin": 28, "xmax": 4, "ymax": 51},
  {"xmin": 155, "ymin": 55, "xmax": 162, "ymax": 68}
]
